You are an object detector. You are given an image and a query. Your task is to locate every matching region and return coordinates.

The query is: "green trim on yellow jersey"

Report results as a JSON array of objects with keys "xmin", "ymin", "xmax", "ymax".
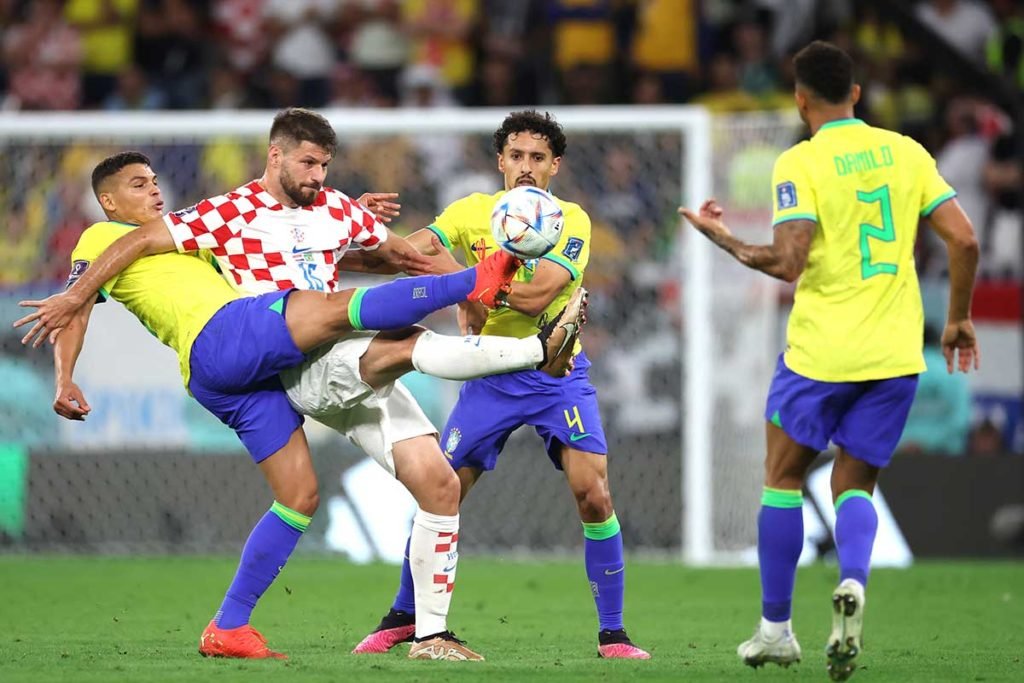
[
  {"xmin": 921, "ymin": 190, "xmax": 957, "ymax": 217},
  {"xmin": 426, "ymin": 225, "xmax": 452, "ymax": 250},
  {"xmin": 772, "ymin": 213, "xmax": 818, "ymax": 227},
  {"xmin": 817, "ymin": 118, "xmax": 865, "ymax": 133},
  {"xmin": 542, "ymin": 252, "xmax": 580, "ymax": 280}
]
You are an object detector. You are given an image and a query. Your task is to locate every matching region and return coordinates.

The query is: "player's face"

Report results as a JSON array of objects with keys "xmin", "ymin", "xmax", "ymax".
[
  {"xmin": 277, "ymin": 141, "xmax": 331, "ymax": 207},
  {"xmin": 100, "ymin": 164, "xmax": 165, "ymax": 225},
  {"xmin": 497, "ymin": 132, "xmax": 561, "ymax": 191}
]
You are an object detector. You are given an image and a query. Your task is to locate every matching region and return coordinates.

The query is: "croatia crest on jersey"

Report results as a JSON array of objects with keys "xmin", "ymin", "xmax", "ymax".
[{"xmin": 444, "ymin": 428, "xmax": 462, "ymax": 455}]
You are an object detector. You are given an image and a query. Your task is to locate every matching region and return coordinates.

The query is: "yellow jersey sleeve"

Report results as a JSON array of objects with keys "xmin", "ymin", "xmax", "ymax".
[
  {"xmin": 912, "ymin": 140, "xmax": 957, "ymax": 216},
  {"xmin": 426, "ymin": 198, "xmax": 470, "ymax": 253},
  {"xmin": 771, "ymin": 145, "xmax": 819, "ymax": 226},
  {"xmin": 542, "ymin": 203, "xmax": 590, "ymax": 280},
  {"xmin": 68, "ymin": 222, "xmax": 133, "ymax": 302}
]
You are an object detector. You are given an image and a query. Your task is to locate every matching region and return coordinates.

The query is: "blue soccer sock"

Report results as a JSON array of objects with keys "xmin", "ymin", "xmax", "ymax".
[
  {"xmin": 214, "ymin": 501, "xmax": 311, "ymax": 629},
  {"xmin": 348, "ymin": 269, "xmax": 477, "ymax": 331},
  {"xmin": 759, "ymin": 487, "xmax": 804, "ymax": 623},
  {"xmin": 834, "ymin": 489, "xmax": 878, "ymax": 587},
  {"xmin": 583, "ymin": 513, "xmax": 625, "ymax": 632},
  {"xmin": 391, "ymin": 535, "xmax": 416, "ymax": 614}
]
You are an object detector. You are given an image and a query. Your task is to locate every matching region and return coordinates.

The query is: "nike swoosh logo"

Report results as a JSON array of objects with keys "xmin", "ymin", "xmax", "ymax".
[
  {"xmin": 442, "ymin": 564, "xmax": 457, "ymax": 573},
  {"xmin": 569, "ymin": 432, "xmax": 591, "ymax": 442},
  {"xmin": 604, "ymin": 567, "xmax": 625, "ymax": 576},
  {"xmin": 292, "ymin": 246, "xmax": 311, "ymax": 253}
]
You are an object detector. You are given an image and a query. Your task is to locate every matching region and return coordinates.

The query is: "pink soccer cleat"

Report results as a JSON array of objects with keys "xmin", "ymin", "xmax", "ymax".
[
  {"xmin": 352, "ymin": 609, "xmax": 416, "ymax": 654},
  {"xmin": 597, "ymin": 629, "xmax": 651, "ymax": 659}
]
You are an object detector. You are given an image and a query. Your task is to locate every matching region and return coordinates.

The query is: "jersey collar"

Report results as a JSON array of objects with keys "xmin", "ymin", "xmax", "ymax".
[{"xmin": 816, "ymin": 118, "xmax": 865, "ymax": 134}]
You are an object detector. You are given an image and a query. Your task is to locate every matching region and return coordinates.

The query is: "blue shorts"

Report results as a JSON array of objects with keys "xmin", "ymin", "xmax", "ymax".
[
  {"xmin": 188, "ymin": 290, "xmax": 306, "ymax": 463},
  {"xmin": 765, "ymin": 354, "xmax": 919, "ymax": 467},
  {"xmin": 441, "ymin": 352, "xmax": 608, "ymax": 471}
]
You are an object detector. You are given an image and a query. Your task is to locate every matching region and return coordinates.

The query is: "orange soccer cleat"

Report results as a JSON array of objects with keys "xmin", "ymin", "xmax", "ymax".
[
  {"xmin": 198, "ymin": 619, "xmax": 287, "ymax": 660},
  {"xmin": 467, "ymin": 250, "xmax": 522, "ymax": 308}
]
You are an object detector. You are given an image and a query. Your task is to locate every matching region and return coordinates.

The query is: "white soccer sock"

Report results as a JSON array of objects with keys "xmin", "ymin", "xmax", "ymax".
[
  {"xmin": 409, "ymin": 509, "xmax": 460, "ymax": 639},
  {"xmin": 761, "ymin": 617, "xmax": 793, "ymax": 640},
  {"xmin": 411, "ymin": 330, "xmax": 543, "ymax": 380}
]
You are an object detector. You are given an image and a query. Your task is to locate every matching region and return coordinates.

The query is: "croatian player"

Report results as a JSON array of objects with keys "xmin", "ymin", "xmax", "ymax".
[
  {"xmin": 679, "ymin": 42, "xmax": 980, "ymax": 680},
  {"xmin": 353, "ymin": 111, "xmax": 650, "ymax": 660},
  {"xmin": 15, "ymin": 144, "xmax": 525, "ymax": 662}
]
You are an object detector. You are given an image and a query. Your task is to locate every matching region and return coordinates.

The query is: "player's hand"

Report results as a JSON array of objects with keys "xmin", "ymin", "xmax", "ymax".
[
  {"xmin": 53, "ymin": 381, "xmax": 91, "ymax": 421},
  {"xmin": 13, "ymin": 291, "xmax": 84, "ymax": 348},
  {"xmin": 678, "ymin": 199, "xmax": 733, "ymax": 240},
  {"xmin": 357, "ymin": 192, "xmax": 401, "ymax": 224},
  {"xmin": 421, "ymin": 234, "xmax": 464, "ymax": 274},
  {"xmin": 457, "ymin": 300, "xmax": 488, "ymax": 335},
  {"xmin": 941, "ymin": 319, "xmax": 981, "ymax": 373}
]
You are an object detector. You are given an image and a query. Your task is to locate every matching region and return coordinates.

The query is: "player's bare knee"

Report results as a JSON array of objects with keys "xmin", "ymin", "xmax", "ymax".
[
  {"xmin": 575, "ymin": 484, "xmax": 613, "ymax": 522},
  {"xmin": 280, "ymin": 488, "xmax": 319, "ymax": 517},
  {"xmin": 436, "ymin": 467, "xmax": 461, "ymax": 511}
]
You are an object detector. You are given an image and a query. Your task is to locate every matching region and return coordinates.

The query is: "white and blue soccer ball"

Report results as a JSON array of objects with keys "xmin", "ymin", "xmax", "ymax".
[{"xmin": 490, "ymin": 186, "xmax": 564, "ymax": 259}]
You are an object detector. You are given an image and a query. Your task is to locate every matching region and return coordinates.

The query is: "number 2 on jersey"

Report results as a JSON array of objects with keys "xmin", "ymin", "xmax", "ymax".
[{"xmin": 856, "ymin": 185, "xmax": 898, "ymax": 279}]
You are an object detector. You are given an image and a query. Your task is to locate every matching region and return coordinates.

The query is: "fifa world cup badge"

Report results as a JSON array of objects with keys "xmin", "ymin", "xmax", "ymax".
[{"xmin": 445, "ymin": 428, "xmax": 462, "ymax": 455}]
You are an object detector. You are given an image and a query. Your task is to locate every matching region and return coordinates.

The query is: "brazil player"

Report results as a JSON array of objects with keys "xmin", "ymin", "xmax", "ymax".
[
  {"xmin": 353, "ymin": 111, "xmax": 650, "ymax": 660},
  {"xmin": 15, "ymin": 145, "xmax": 525, "ymax": 660},
  {"xmin": 680, "ymin": 42, "xmax": 980, "ymax": 680}
]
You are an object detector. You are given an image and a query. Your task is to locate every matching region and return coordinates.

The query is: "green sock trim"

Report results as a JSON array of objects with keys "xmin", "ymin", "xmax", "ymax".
[
  {"xmin": 582, "ymin": 512, "xmax": 621, "ymax": 540},
  {"xmin": 347, "ymin": 287, "xmax": 368, "ymax": 331},
  {"xmin": 270, "ymin": 501, "xmax": 311, "ymax": 532},
  {"xmin": 268, "ymin": 297, "xmax": 284, "ymax": 314},
  {"xmin": 0, "ymin": 444, "xmax": 28, "ymax": 538},
  {"xmin": 762, "ymin": 487, "xmax": 803, "ymax": 508},
  {"xmin": 835, "ymin": 489, "xmax": 872, "ymax": 512}
]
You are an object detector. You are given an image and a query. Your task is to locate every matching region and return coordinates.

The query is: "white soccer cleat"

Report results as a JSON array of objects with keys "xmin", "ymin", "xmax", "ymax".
[
  {"xmin": 827, "ymin": 578, "xmax": 866, "ymax": 681},
  {"xmin": 737, "ymin": 621, "xmax": 802, "ymax": 668}
]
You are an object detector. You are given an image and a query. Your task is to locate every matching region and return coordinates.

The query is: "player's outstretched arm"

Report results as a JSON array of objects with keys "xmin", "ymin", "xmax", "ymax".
[
  {"xmin": 338, "ymin": 229, "xmax": 462, "ymax": 275},
  {"xmin": 678, "ymin": 200, "xmax": 814, "ymax": 282},
  {"xmin": 13, "ymin": 218, "xmax": 176, "ymax": 346},
  {"xmin": 52, "ymin": 297, "xmax": 96, "ymax": 421},
  {"xmin": 927, "ymin": 198, "xmax": 981, "ymax": 373}
]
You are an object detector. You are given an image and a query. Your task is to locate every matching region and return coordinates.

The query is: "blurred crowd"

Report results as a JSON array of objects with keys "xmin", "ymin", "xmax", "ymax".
[{"xmin": 1, "ymin": 0, "xmax": 1022, "ymax": 456}]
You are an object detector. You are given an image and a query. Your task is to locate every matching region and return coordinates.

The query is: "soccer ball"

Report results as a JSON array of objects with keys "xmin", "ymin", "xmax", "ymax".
[{"xmin": 490, "ymin": 186, "xmax": 564, "ymax": 259}]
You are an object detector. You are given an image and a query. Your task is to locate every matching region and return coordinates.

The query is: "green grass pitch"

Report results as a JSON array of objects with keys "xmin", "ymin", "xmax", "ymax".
[{"xmin": 0, "ymin": 556, "xmax": 1020, "ymax": 682}]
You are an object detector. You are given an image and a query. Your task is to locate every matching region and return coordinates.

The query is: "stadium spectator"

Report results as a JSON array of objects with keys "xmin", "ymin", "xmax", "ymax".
[
  {"xmin": 981, "ymin": 132, "xmax": 1024, "ymax": 278},
  {"xmin": 133, "ymin": 0, "xmax": 209, "ymax": 109},
  {"xmin": 263, "ymin": 0, "xmax": 337, "ymax": 107},
  {"xmin": 103, "ymin": 64, "xmax": 168, "ymax": 110},
  {"xmin": 211, "ymin": 0, "xmax": 270, "ymax": 77},
  {"xmin": 403, "ymin": 0, "xmax": 479, "ymax": 104},
  {"xmin": 344, "ymin": 0, "xmax": 408, "ymax": 106},
  {"xmin": 548, "ymin": 0, "xmax": 617, "ymax": 104},
  {"xmin": 1, "ymin": 0, "xmax": 83, "ymax": 111},
  {"xmin": 915, "ymin": 0, "xmax": 996, "ymax": 64},
  {"xmin": 629, "ymin": 0, "xmax": 699, "ymax": 102},
  {"xmin": 63, "ymin": 0, "xmax": 138, "ymax": 108},
  {"xmin": 986, "ymin": 0, "xmax": 1024, "ymax": 88},
  {"xmin": 897, "ymin": 326, "xmax": 972, "ymax": 455}
]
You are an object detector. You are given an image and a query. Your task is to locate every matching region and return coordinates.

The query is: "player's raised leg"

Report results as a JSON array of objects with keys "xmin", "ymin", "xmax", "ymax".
[
  {"xmin": 199, "ymin": 425, "xmax": 317, "ymax": 660},
  {"xmin": 737, "ymin": 421, "xmax": 817, "ymax": 669},
  {"xmin": 282, "ymin": 249, "xmax": 521, "ymax": 352}
]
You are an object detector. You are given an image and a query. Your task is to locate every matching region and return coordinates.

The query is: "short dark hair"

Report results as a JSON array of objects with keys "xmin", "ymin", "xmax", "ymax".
[
  {"xmin": 269, "ymin": 107, "xmax": 338, "ymax": 157},
  {"xmin": 493, "ymin": 110, "xmax": 567, "ymax": 158},
  {"xmin": 793, "ymin": 41, "xmax": 855, "ymax": 105},
  {"xmin": 91, "ymin": 151, "xmax": 152, "ymax": 196}
]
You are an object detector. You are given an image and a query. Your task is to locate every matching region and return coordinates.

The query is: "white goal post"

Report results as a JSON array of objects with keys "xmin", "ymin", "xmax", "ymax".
[{"xmin": 0, "ymin": 106, "xmax": 726, "ymax": 561}]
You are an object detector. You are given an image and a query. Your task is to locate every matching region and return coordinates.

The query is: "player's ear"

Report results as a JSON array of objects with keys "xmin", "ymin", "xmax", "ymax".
[
  {"xmin": 496, "ymin": 152, "xmax": 505, "ymax": 173},
  {"xmin": 97, "ymin": 191, "xmax": 116, "ymax": 215},
  {"xmin": 550, "ymin": 156, "xmax": 561, "ymax": 177},
  {"xmin": 850, "ymin": 83, "xmax": 862, "ymax": 107}
]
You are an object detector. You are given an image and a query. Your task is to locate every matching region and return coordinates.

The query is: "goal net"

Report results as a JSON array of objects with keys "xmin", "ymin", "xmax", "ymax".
[{"xmin": 0, "ymin": 107, "xmax": 802, "ymax": 563}]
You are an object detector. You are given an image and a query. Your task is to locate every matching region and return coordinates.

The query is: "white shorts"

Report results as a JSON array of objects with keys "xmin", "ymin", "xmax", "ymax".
[{"xmin": 279, "ymin": 332, "xmax": 437, "ymax": 476}]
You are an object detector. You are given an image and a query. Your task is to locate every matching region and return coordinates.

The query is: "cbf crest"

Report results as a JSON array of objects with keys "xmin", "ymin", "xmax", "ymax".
[{"xmin": 444, "ymin": 428, "xmax": 462, "ymax": 454}]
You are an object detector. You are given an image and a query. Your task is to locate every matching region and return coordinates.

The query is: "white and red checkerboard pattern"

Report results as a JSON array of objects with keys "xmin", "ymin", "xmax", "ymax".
[
  {"xmin": 433, "ymin": 531, "xmax": 458, "ymax": 593},
  {"xmin": 163, "ymin": 180, "xmax": 387, "ymax": 295}
]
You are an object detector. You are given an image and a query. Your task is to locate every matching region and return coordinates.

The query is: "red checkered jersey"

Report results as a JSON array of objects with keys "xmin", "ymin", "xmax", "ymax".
[{"xmin": 163, "ymin": 180, "xmax": 387, "ymax": 294}]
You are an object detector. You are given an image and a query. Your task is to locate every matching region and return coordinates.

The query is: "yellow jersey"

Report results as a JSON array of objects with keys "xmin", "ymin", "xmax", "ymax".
[
  {"xmin": 772, "ymin": 118, "xmax": 956, "ymax": 381},
  {"xmin": 427, "ymin": 191, "xmax": 590, "ymax": 348},
  {"xmin": 69, "ymin": 221, "xmax": 241, "ymax": 386}
]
